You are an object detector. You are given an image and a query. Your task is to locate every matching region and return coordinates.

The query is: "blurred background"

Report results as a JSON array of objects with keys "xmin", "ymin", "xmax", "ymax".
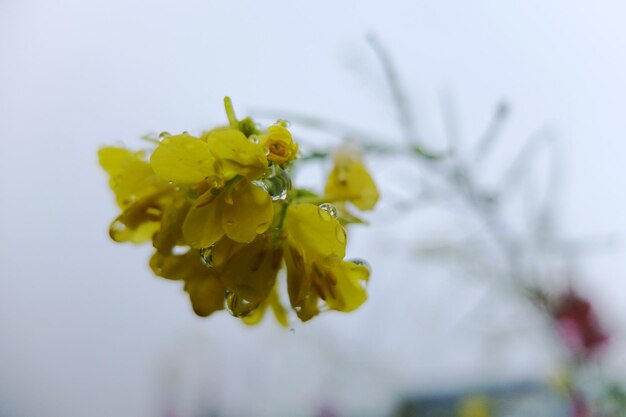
[{"xmin": 2, "ymin": 1, "xmax": 626, "ymax": 416}]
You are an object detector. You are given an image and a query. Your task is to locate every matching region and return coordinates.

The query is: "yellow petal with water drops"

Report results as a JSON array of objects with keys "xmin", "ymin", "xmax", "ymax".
[
  {"xmin": 284, "ymin": 203, "xmax": 346, "ymax": 265},
  {"xmin": 150, "ymin": 134, "xmax": 217, "ymax": 184},
  {"xmin": 184, "ymin": 275, "xmax": 225, "ymax": 317},
  {"xmin": 150, "ymin": 249, "xmax": 205, "ymax": 280},
  {"xmin": 222, "ymin": 182, "xmax": 273, "ymax": 243},
  {"xmin": 110, "ymin": 215, "xmax": 161, "ymax": 243},
  {"xmin": 325, "ymin": 154, "xmax": 379, "ymax": 211},
  {"xmin": 241, "ymin": 287, "xmax": 289, "ymax": 326},
  {"xmin": 240, "ymin": 302, "xmax": 266, "ymax": 326},
  {"xmin": 205, "ymin": 128, "xmax": 268, "ymax": 180},
  {"xmin": 324, "ymin": 261, "xmax": 369, "ymax": 312},
  {"xmin": 150, "ymin": 249, "xmax": 225, "ymax": 316},
  {"xmin": 182, "ymin": 191, "xmax": 225, "ymax": 248},
  {"xmin": 220, "ymin": 237, "xmax": 281, "ymax": 303},
  {"xmin": 296, "ymin": 291, "xmax": 320, "ymax": 322},
  {"xmin": 109, "ymin": 192, "xmax": 168, "ymax": 243},
  {"xmin": 153, "ymin": 193, "xmax": 190, "ymax": 253}
]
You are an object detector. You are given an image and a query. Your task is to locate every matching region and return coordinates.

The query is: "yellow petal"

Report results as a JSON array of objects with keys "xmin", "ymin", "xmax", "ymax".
[
  {"xmin": 205, "ymin": 128, "xmax": 268, "ymax": 180},
  {"xmin": 109, "ymin": 192, "xmax": 169, "ymax": 243},
  {"xmin": 99, "ymin": 147, "xmax": 166, "ymax": 209},
  {"xmin": 182, "ymin": 192, "xmax": 224, "ymax": 248},
  {"xmin": 222, "ymin": 182, "xmax": 273, "ymax": 243},
  {"xmin": 110, "ymin": 216, "xmax": 161, "ymax": 243},
  {"xmin": 150, "ymin": 249, "xmax": 205, "ymax": 280},
  {"xmin": 324, "ymin": 261, "xmax": 369, "ymax": 312},
  {"xmin": 220, "ymin": 237, "xmax": 280, "ymax": 303},
  {"xmin": 296, "ymin": 292, "xmax": 320, "ymax": 322},
  {"xmin": 153, "ymin": 193, "xmax": 190, "ymax": 253},
  {"xmin": 98, "ymin": 147, "xmax": 139, "ymax": 176},
  {"xmin": 284, "ymin": 203, "xmax": 346, "ymax": 265},
  {"xmin": 210, "ymin": 236, "xmax": 246, "ymax": 268},
  {"xmin": 184, "ymin": 275, "xmax": 225, "ymax": 317},
  {"xmin": 268, "ymin": 288, "xmax": 289, "ymax": 326},
  {"xmin": 283, "ymin": 244, "xmax": 320, "ymax": 321},
  {"xmin": 325, "ymin": 151, "xmax": 379, "ymax": 210},
  {"xmin": 150, "ymin": 249, "xmax": 225, "ymax": 317},
  {"xmin": 150, "ymin": 134, "xmax": 217, "ymax": 184},
  {"xmin": 283, "ymin": 243, "xmax": 309, "ymax": 308},
  {"xmin": 241, "ymin": 288, "xmax": 289, "ymax": 326}
]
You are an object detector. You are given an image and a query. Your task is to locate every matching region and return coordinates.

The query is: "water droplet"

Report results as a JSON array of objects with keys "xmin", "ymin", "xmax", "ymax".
[
  {"xmin": 109, "ymin": 219, "xmax": 127, "ymax": 241},
  {"xmin": 172, "ymin": 245, "xmax": 187, "ymax": 255},
  {"xmin": 225, "ymin": 292, "xmax": 259, "ymax": 317},
  {"xmin": 348, "ymin": 258, "xmax": 371, "ymax": 272},
  {"xmin": 225, "ymin": 220, "xmax": 234, "ymax": 227},
  {"xmin": 158, "ymin": 131, "xmax": 171, "ymax": 139},
  {"xmin": 253, "ymin": 165, "xmax": 291, "ymax": 201},
  {"xmin": 317, "ymin": 208, "xmax": 331, "ymax": 221},
  {"xmin": 318, "ymin": 203, "xmax": 338, "ymax": 219},
  {"xmin": 335, "ymin": 226, "xmax": 346, "ymax": 243},
  {"xmin": 289, "ymin": 328, "xmax": 295, "ymax": 334},
  {"xmin": 256, "ymin": 222, "xmax": 269, "ymax": 234},
  {"xmin": 200, "ymin": 246, "xmax": 215, "ymax": 267}
]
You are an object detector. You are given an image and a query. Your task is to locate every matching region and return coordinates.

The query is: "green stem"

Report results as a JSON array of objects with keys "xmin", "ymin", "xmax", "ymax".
[
  {"xmin": 271, "ymin": 201, "xmax": 291, "ymax": 247},
  {"xmin": 224, "ymin": 96, "xmax": 239, "ymax": 129}
]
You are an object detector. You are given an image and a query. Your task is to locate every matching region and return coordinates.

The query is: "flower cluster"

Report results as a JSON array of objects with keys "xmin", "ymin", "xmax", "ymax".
[{"xmin": 99, "ymin": 98, "xmax": 379, "ymax": 324}]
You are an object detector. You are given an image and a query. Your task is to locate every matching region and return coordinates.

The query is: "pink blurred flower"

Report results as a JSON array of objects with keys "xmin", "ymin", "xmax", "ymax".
[{"xmin": 553, "ymin": 292, "xmax": 608, "ymax": 359}]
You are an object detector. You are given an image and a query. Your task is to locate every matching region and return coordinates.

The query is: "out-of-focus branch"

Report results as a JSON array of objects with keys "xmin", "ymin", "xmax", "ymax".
[{"xmin": 366, "ymin": 34, "xmax": 417, "ymax": 145}]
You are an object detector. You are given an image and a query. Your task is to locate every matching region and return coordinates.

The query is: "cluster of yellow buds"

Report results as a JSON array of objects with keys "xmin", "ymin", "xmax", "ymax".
[{"xmin": 99, "ymin": 98, "xmax": 379, "ymax": 324}]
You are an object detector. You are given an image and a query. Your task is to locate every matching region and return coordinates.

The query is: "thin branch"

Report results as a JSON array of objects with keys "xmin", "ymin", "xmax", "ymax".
[
  {"xmin": 473, "ymin": 101, "xmax": 510, "ymax": 162},
  {"xmin": 366, "ymin": 34, "xmax": 417, "ymax": 144}
]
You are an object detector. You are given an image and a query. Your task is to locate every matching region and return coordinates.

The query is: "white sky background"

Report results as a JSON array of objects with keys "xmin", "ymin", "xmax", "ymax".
[{"xmin": 2, "ymin": 1, "xmax": 626, "ymax": 416}]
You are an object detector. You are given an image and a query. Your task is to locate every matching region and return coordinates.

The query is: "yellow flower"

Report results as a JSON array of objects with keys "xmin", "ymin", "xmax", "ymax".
[
  {"xmin": 258, "ymin": 125, "xmax": 299, "ymax": 166},
  {"xmin": 282, "ymin": 203, "xmax": 369, "ymax": 321},
  {"xmin": 325, "ymin": 145, "xmax": 379, "ymax": 210},
  {"xmin": 149, "ymin": 129, "xmax": 273, "ymax": 249},
  {"xmin": 99, "ymin": 98, "xmax": 375, "ymax": 325}
]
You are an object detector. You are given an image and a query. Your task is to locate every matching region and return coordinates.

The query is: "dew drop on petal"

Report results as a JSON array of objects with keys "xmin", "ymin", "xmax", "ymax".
[
  {"xmin": 348, "ymin": 258, "xmax": 371, "ymax": 273},
  {"xmin": 225, "ymin": 220, "xmax": 235, "ymax": 227},
  {"xmin": 109, "ymin": 219, "xmax": 128, "ymax": 241},
  {"xmin": 335, "ymin": 225, "xmax": 346, "ymax": 244},
  {"xmin": 200, "ymin": 245, "xmax": 215, "ymax": 268},
  {"xmin": 318, "ymin": 203, "xmax": 338, "ymax": 219},
  {"xmin": 253, "ymin": 165, "xmax": 291, "ymax": 201},
  {"xmin": 225, "ymin": 292, "xmax": 258, "ymax": 317},
  {"xmin": 158, "ymin": 131, "xmax": 171, "ymax": 139},
  {"xmin": 317, "ymin": 208, "xmax": 331, "ymax": 221}
]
